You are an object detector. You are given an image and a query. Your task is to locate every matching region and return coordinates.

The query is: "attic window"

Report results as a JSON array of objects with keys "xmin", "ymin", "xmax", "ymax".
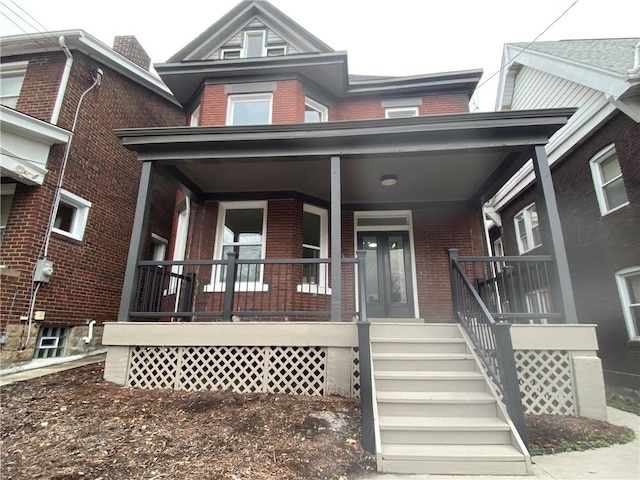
[
  {"xmin": 266, "ymin": 46, "xmax": 286, "ymax": 56},
  {"xmin": 244, "ymin": 31, "xmax": 266, "ymax": 58},
  {"xmin": 385, "ymin": 107, "xmax": 418, "ymax": 118},
  {"xmin": 222, "ymin": 49, "xmax": 241, "ymax": 60}
]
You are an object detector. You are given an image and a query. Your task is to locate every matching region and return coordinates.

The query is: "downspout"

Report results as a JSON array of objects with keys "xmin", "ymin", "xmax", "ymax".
[{"xmin": 50, "ymin": 36, "xmax": 73, "ymax": 125}]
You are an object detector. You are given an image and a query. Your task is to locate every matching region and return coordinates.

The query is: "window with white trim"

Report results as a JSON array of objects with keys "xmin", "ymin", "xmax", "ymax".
[
  {"xmin": 0, "ymin": 183, "xmax": 16, "ymax": 243},
  {"xmin": 299, "ymin": 204, "xmax": 329, "ymax": 293},
  {"xmin": 616, "ymin": 267, "xmax": 640, "ymax": 341},
  {"xmin": 243, "ymin": 31, "xmax": 266, "ymax": 58},
  {"xmin": 266, "ymin": 46, "xmax": 287, "ymax": 56},
  {"xmin": 514, "ymin": 203, "xmax": 541, "ymax": 254},
  {"xmin": 590, "ymin": 144, "xmax": 629, "ymax": 215},
  {"xmin": 525, "ymin": 288, "xmax": 550, "ymax": 324},
  {"xmin": 52, "ymin": 189, "xmax": 91, "ymax": 241},
  {"xmin": 207, "ymin": 201, "xmax": 268, "ymax": 291},
  {"xmin": 35, "ymin": 325, "xmax": 69, "ymax": 359},
  {"xmin": 150, "ymin": 234, "xmax": 168, "ymax": 262},
  {"xmin": 221, "ymin": 49, "xmax": 241, "ymax": 60},
  {"xmin": 189, "ymin": 104, "xmax": 201, "ymax": 126},
  {"xmin": 385, "ymin": 107, "xmax": 418, "ymax": 118},
  {"xmin": 304, "ymin": 98, "xmax": 328, "ymax": 123},
  {"xmin": 0, "ymin": 61, "xmax": 27, "ymax": 108},
  {"xmin": 227, "ymin": 93, "xmax": 272, "ymax": 126},
  {"xmin": 493, "ymin": 237, "xmax": 504, "ymax": 273}
]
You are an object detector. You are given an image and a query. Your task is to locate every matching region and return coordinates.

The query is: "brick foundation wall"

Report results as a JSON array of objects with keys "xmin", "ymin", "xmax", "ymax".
[{"xmin": 0, "ymin": 51, "xmax": 184, "ymax": 361}]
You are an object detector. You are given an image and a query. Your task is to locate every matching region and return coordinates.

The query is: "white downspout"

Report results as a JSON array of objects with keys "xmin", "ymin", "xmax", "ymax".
[
  {"xmin": 50, "ymin": 36, "xmax": 73, "ymax": 125},
  {"xmin": 82, "ymin": 320, "xmax": 96, "ymax": 344}
]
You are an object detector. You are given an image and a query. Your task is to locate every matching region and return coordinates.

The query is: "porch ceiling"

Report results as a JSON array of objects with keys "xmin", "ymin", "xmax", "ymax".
[{"xmin": 116, "ymin": 109, "xmax": 574, "ymax": 206}]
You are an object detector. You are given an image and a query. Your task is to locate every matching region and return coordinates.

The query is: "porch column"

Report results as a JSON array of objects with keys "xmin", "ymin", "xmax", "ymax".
[
  {"xmin": 118, "ymin": 161, "xmax": 155, "ymax": 321},
  {"xmin": 330, "ymin": 155, "xmax": 342, "ymax": 322},
  {"xmin": 532, "ymin": 145, "xmax": 578, "ymax": 324}
]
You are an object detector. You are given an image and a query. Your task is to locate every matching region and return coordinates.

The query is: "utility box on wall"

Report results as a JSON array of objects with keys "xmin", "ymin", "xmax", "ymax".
[{"xmin": 34, "ymin": 259, "xmax": 54, "ymax": 283}]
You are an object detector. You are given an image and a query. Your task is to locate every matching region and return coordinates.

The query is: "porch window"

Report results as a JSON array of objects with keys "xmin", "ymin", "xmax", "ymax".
[
  {"xmin": 590, "ymin": 144, "xmax": 628, "ymax": 215},
  {"xmin": 207, "ymin": 201, "xmax": 268, "ymax": 292},
  {"xmin": 305, "ymin": 98, "xmax": 328, "ymax": 123},
  {"xmin": 615, "ymin": 267, "xmax": 640, "ymax": 341},
  {"xmin": 299, "ymin": 204, "xmax": 329, "ymax": 293},
  {"xmin": 0, "ymin": 183, "xmax": 15, "ymax": 243},
  {"xmin": 514, "ymin": 203, "xmax": 541, "ymax": 254},
  {"xmin": 0, "ymin": 61, "xmax": 27, "ymax": 108},
  {"xmin": 493, "ymin": 237, "xmax": 504, "ymax": 273},
  {"xmin": 52, "ymin": 189, "xmax": 91, "ymax": 241},
  {"xmin": 189, "ymin": 104, "xmax": 200, "ymax": 126},
  {"xmin": 385, "ymin": 107, "xmax": 418, "ymax": 118},
  {"xmin": 227, "ymin": 93, "xmax": 272, "ymax": 126}
]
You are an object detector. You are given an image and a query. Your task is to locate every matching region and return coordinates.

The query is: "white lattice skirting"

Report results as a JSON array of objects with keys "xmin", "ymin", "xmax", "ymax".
[
  {"xmin": 515, "ymin": 349, "xmax": 575, "ymax": 415},
  {"xmin": 127, "ymin": 345, "xmax": 361, "ymax": 397}
]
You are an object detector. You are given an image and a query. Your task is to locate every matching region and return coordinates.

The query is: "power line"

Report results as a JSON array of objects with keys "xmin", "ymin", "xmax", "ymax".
[
  {"xmin": 472, "ymin": 0, "xmax": 580, "ymax": 111},
  {"xmin": 10, "ymin": 0, "xmax": 50, "ymax": 33},
  {"xmin": 0, "ymin": 7, "xmax": 55, "ymax": 52}
]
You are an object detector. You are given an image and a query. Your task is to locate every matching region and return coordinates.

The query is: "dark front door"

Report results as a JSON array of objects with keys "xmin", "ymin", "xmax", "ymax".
[{"xmin": 358, "ymin": 231, "xmax": 415, "ymax": 318}]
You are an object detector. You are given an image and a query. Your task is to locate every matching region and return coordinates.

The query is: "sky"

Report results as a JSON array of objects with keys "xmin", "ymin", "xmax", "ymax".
[{"xmin": 1, "ymin": 0, "xmax": 639, "ymax": 111}]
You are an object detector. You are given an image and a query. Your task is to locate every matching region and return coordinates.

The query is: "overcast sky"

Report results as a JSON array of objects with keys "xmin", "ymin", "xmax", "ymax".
[{"xmin": 1, "ymin": 0, "xmax": 639, "ymax": 111}]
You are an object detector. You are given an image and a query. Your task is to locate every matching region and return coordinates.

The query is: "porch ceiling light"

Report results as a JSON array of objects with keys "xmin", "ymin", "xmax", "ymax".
[{"xmin": 380, "ymin": 174, "xmax": 398, "ymax": 187}]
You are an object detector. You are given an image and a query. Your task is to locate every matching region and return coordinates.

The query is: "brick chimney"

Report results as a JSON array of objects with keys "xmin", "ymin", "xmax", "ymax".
[{"xmin": 112, "ymin": 36, "xmax": 151, "ymax": 71}]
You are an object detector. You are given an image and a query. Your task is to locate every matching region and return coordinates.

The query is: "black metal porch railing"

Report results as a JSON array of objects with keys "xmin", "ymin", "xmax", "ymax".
[
  {"xmin": 448, "ymin": 249, "xmax": 529, "ymax": 446},
  {"xmin": 456, "ymin": 254, "xmax": 562, "ymax": 324},
  {"xmin": 130, "ymin": 253, "xmax": 361, "ymax": 321}
]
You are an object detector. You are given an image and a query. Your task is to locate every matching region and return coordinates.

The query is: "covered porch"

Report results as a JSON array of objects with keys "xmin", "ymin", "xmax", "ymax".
[{"xmin": 114, "ymin": 109, "xmax": 578, "ymax": 326}]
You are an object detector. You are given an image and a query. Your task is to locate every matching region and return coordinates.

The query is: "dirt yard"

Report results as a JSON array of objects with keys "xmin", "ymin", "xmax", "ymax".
[
  {"xmin": 0, "ymin": 362, "xmax": 375, "ymax": 479},
  {"xmin": 1, "ymin": 362, "xmax": 635, "ymax": 479}
]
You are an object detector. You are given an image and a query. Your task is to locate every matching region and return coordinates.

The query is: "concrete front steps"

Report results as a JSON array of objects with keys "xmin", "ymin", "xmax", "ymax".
[{"xmin": 370, "ymin": 322, "xmax": 531, "ymax": 475}]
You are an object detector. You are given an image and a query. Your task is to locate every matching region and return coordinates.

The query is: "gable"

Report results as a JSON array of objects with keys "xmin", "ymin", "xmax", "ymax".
[{"xmin": 167, "ymin": 1, "xmax": 333, "ymax": 62}]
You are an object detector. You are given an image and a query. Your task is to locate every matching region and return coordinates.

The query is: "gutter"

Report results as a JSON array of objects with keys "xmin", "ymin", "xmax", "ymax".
[{"xmin": 50, "ymin": 36, "xmax": 73, "ymax": 125}]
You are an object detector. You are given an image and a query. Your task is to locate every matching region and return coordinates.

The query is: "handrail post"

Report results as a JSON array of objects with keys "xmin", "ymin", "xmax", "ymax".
[
  {"xmin": 448, "ymin": 248, "xmax": 460, "ymax": 319},
  {"xmin": 494, "ymin": 321, "xmax": 529, "ymax": 447},
  {"xmin": 356, "ymin": 250, "xmax": 375, "ymax": 454},
  {"xmin": 222, "ymin": 251, "xmax": 237, "ymax": 322}
]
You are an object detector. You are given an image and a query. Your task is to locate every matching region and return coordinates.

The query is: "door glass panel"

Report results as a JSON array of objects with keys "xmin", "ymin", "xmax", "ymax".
[
  {"xmin": 388, "ymin": 235, "xmax": 407, "ymax": 304},
  {"xmin": 363, "ymin": 236, "xmax": 379, "ymax": 304}
]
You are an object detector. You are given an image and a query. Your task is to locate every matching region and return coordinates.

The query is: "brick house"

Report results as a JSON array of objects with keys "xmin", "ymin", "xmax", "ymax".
[
  {"xmin": 0, "ymin": 30, "xmax": 184, "ymax": 365},
  {"xmin": 490, "ymin": 39, "xmax": 640, "ymax": 402},
  {"xmin": 102, "ymin": 0, "xmax": 609, "ymax": 474}
]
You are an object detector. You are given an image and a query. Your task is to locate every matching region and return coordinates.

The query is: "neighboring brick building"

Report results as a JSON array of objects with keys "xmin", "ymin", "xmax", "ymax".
[
  {"xmin": 0, "ymin": 30, "xmax": 185, "ymax": 365},
  {"xmin": 491, "ymin": 39, "xmax": 640, "ymax": 400}
]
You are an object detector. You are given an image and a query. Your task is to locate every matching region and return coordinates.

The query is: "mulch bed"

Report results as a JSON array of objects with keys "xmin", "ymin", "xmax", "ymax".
[{"xmin": 1, "ymin": 363, "xmax": 375, "ymax": 479}]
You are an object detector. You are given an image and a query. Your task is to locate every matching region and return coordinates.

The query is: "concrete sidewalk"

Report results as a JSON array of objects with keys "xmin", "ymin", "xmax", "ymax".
[
  {"xmin": 0, "ymin": 351, "xmax": 106, "ymax": 386},
  {"xmin": 358, "ymin": 406, "xmax": 640, "ymax": 480}
]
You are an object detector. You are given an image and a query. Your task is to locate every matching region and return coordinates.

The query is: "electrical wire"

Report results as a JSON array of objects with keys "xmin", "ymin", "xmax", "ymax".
[{"xmin": 0, "ymin": 4, "xmax": 56, "ymax": 52}]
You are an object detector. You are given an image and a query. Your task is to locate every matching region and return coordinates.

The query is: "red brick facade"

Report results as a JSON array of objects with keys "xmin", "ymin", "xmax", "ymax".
[{"xmin": 0, "ymin": 50, "xmax": 184, "ymax": 356}]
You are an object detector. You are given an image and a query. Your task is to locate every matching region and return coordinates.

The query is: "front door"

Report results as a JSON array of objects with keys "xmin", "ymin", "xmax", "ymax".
[{"xmin": 358, "ymin": 231, "xmax": 415, "ymax": 318}]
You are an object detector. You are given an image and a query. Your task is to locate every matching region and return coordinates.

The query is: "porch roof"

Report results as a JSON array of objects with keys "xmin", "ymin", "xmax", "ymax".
[{"xmin": 115, "ymin": 109, "xmax": 574, "ymax": 206}]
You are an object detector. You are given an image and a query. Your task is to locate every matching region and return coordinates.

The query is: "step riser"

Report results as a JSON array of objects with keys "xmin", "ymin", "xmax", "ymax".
[
  {"xmin": 380, "ymin": 460, "xmax": 529, "ymax": 475},
  {"xmin": 371, "ymin": 324, "xmax": 461, "ymax": 338},
  {"xmin": 380, "ymin": 429, "xmax": 512, "ymax": 445},
  {"xmin": 373, "ymin": 358, "xmax": 476, "ymax": 371},
  {"xmin": 376, "ymin": 378, "xmax": 487, "ymax": 393},
  {"xmin": 377, "ymin": 401, "xmax": 497, "ymax": 418},
  {"xmin": 371, "ymin": 342, "xmax": 468, "ymax": 354}
]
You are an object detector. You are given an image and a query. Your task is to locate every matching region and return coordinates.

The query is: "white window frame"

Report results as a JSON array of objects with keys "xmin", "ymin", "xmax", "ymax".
[
  {"xmin": 189, "ymin": 104, "xmax": 201, "ymax": 126},
  {"xmin": 304, "ymin": 97, "xmax": 328, "ymax": 123},
  {"xmin": 220, "ymin": 48, "xmax": 241, "ymax": 60},
  {"xmin": 589, "ymin": 144, "xmax": 629, "ymax": 216},
  {"xmin": 266, "ymin": 45, "xmax": 287, "ymax": 56},
  {"xmin": 0, "ymin": 61, "xmax": 28, "ymax": 108},
  {"xmin": 1, "ymin": 183, "xmax": 16, "ymax": 243},
  {"xmin": 493, "ymin": 237, "xmax": 505, "ymax": 273},
  {"xmin": 525, "ymin": 288, "xmax": 550, "ymax": 324},
  {"xmin": 150, "ymin": 233, "xmax": 168, "ymax": 262},
  {"xmin": 514, "ymin": 203, "xmax": 541, "ymax": 254},
  {"xmin": 165, "ymin": 201, "xmax": 190, "ymax": 296},
  {"xmin": 205, "ymin": 201, "xmax": 268, "ymax": 292},
  {"xmin": 385, "ymin": 106, "xmax": 418, "ymax": 119},
  {"xmin": 615, "ymin": 266, "xmax": 640, "ymax": 341},
  {"xmin": 298, "ymin": 204, "xmax": 330, "ymax": 294},
  {"xmin": 226, "ymin": 93, "xmax": 273, "ymax": 126},
  {"xmin": 51, "ymin": 189, "xmax": 91, "ymax": 241},
  {"xmin": 242, "ymin": 30, "xmax": 266, "ymax": 58}
]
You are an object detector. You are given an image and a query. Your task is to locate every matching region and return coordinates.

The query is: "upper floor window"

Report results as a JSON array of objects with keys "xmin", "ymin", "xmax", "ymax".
[
  {"xmin": 266, "ymin": 46, "xmax": 287, "ymax": 56},
  {"xmin": 305, "ymin": 98, "xmax": 328, "ymax": 123},
  {"xmin": 226, "ymin": 93, "xmax": 272, "ymax": 126},
  {"xmin": 590, "ymin": 144, "xmax": 629, "ymax": 215},
  {"xmin": 244, "ymin": 31, "xmax": 266, "ymax": 58},
  {"xmin": 0, "ymin": 61, "xmax": 27, "ymax": 108},
  {"xmin": 385, "ymin": 107, "xmax": 418, "ymax": 119},
  {"xmin": 189, "ymin": 104, "xmax": 201, "ymax": 126},
  {"xmin": 52, "ymin": 189, "xmax": 91, "ymax": 241},
  {"xmin": 0, "ymin": 183, "xmax": 16, "ymax": 243},
  {"xmin": 514, "ymin": 203, "xmax": 541, "ymax": 254},
  {"xmin": 615, "ymin": 267, "xmax": 640, "ymax": 341}
]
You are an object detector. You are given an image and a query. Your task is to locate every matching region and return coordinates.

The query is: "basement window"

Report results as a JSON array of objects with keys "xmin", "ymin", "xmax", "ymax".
[{"xmin": 35, "ymin": 326, "xmax": 69, "ymax": 359}]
